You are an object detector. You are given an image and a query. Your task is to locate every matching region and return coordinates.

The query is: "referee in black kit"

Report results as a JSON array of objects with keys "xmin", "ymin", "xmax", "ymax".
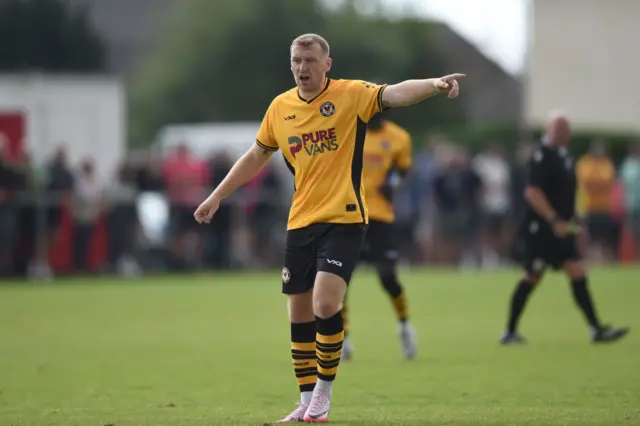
[{"xmin": 501, "ymin": 113, "xmax": 629, "ymax": 345}]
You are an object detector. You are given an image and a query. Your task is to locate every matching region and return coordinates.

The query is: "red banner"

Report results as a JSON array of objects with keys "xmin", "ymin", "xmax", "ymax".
[{"xmin": 0, "ymin": 111, "xmax": 25, "ymax": 159}]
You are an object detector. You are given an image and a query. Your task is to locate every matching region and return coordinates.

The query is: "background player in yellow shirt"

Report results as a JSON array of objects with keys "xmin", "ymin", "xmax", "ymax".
[
  {"xmin": 194, "ymin": 33, "xmax": 465, "ymax": 424},
  {"xmin": 341, "ymin": 111, "xmax": 417, "ymax": 361},
  {"xmin": 576, "ymin": 141, "xmax": 618, "ymax": 262}
]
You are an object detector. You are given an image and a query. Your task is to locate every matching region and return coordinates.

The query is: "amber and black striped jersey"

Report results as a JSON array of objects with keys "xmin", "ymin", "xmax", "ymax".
[{"xmin": 256, "ymin": 78, "xmax": 386, "ymax": 230}]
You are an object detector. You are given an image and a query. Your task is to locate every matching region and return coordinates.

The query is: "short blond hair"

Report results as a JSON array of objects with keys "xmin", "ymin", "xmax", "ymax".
[{"xmin": 291, "ymin": 33, "xmax": 330, "ymax": 56}]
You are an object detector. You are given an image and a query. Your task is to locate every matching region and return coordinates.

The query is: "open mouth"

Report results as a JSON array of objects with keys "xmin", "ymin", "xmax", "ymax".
[{"xmin": 299, "ymin": 75, "xmax": 310, "ymax": 83}]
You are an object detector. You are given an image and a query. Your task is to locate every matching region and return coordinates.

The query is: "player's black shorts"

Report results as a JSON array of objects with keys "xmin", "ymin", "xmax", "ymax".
[
  {"xmin": 521, "ymin": 232, "xmax": 581, "ymax": 275},
  {"xmin": 359, "ymin": 219, "xmax": 397, "ymax": 265},
  {"xmin": 282, "ymin": 223, "xmax": 367, "ymax": 295},
  {"xmin": 587, "ymin": 213, "xmax": 618, "ymax": 246}
]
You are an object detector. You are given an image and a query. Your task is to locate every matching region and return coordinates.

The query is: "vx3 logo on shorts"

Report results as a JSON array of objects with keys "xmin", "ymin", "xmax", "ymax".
[{"xmin": 326, "ymin": 259, "xmax": 343, "ymax": 267}]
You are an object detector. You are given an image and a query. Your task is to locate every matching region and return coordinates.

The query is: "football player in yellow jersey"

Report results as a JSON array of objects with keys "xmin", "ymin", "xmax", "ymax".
[
  {"xmin": 194, "ymin": 33, "xmax": 465, "ymax": 423},
  {"xmin": 340, "ymin": 112, "xmax": 417, "ymax": 361}
]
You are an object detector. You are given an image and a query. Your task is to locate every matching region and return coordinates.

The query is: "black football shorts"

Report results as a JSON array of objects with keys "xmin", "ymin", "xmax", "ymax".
[
  {"xmin": 281, "ymin": 223, "xmax": 367, "ymax": 295},
  {"xmin": 359, "ymin": 219, "xmax": 398, "ymax": 265}
]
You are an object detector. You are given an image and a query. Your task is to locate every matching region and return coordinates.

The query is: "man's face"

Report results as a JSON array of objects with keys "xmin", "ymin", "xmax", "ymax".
[
  {"xmin": 546, "ymin": 118, "xmax": 571, "ymax": 146},
  {"xmin": 290, "ymin": 43, "xmax": 331, "ymax": 94}
]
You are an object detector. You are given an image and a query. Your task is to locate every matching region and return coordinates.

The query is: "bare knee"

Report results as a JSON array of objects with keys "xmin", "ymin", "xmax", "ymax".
[
  {"xmin": 313, "ymin": 271, "xmax": 347, "ymax": 318},
  {"xmin": 314, "ymin": 298, "xmax": 339, "ymax": 319},
  {"xmin": 564, "ymin": 260, "xmax": 587, "ymax": 280}
]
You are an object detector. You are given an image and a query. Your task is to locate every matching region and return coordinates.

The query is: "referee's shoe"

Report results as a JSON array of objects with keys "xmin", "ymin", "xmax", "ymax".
[
  {"xmin": 591, "ymin": 325, "xmax": 630, "ymax": 343},
  {"xmin": 500, "ymin": 326, "xmax": 629, "ymax": 345}
]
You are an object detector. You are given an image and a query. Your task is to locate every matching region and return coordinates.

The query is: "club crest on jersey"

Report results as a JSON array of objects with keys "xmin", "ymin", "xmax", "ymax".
[
  {"xmin": 381, "ymin": 140, "xmax": 390, "ymax": 150},
  {"xmin": 320, "ymin": 102, "xmax": 335, "ymax": 117}
]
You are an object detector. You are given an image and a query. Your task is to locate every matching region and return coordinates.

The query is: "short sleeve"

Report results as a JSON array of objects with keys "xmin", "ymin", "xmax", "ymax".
[
  {"xmin": 527, "ymin": 147, "xmax": 548, "ymax": 187},
  {"xmin": 256, "ymin": 100, "xmax": 279, "ymax": 152},
  {"xmin": 394, "ymin": 131, "xmax": 412, "ymax": 173},
  {"xmin": 349, "ymin": 80, "xmax": 387, "ymax": 123}
]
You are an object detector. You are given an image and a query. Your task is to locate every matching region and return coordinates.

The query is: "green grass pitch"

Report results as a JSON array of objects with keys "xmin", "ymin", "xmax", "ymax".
[{"xmin": 1, "ymin": 267, "xmax": 639, "ymax": 425}]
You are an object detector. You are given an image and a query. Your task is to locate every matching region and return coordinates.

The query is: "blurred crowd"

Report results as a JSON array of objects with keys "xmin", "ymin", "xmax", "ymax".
[
  {"xmin": 1, "ymin": 133, "xmax": 640, "ymax": 279},
  {"xmin": 402, "ymin": 137, "xmax": 640, "ymax": 268}
]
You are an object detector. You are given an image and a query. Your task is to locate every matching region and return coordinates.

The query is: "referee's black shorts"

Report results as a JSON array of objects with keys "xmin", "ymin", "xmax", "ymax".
[
  {"xmin": 281, "ymin": 223, "xmax": 367, "ymax": 295},
  {"xmin": 359, "ymin": 219, "xmax": 398, "ymax": 265},
  {"xmin": 521, "ymin": 232, "xmax": 582, "ymax": 275}
]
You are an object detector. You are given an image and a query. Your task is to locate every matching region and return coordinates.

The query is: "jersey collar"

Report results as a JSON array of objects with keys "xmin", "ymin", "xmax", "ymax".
[{"xmin": 298, "ymin": 78, "xmax": 331, "ymax": 104}]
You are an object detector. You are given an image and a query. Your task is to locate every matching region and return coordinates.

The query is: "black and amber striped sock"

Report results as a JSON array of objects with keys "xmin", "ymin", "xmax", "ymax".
[
  {"xmin": 291, "ymin": 321, "xmax": 317, "ymax": 393},
  {"xmin": 381, "ymin": 274, "xmax": 409, "ymax": 322},
  {"xmin": 391, "ymin": 291, "xmax": 409, "ymax": 322},
  {"xmin": 316, "ymin": 311, "xmax": 344, "ymax": 382},
  {"xmin": 341, "ymin": 296, "xmax": 350, "ymax": 337}
]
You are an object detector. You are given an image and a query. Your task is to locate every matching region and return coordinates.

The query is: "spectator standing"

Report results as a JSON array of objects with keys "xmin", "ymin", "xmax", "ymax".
[
  {"xmin": 433, "ymin": 148, "xmax": 483, "ymax": 266},
  {"xmin": 107, "ymin": 163, "xmax": 140, "ymax": 276},
  {"xmin": 136, "ymin": 150, "xmax": 165, "ymax": 193},
  {"xmin": 206, "ymin": 151, "xmax": 233, "ymax": 269},
  {"xmin": 162, "ymin": 144, "xmax": 209, "ymax": 269},
  {"xmin": 473, "ymin": 144, "xmax": 511, "ymax": 267},
  {"xmin": 0, "ymin": 136, "xmax": 19, "ymax": 276},
  {"xmin": 30, "ymin": 145, "xmax": 75, "ymax": 279},
  {"xmin": 72, "ymin": 158, "xmax": 103, "ymax": 273}
]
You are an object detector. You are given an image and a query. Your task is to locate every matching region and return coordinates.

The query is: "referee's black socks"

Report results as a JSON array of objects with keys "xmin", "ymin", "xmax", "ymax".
[
  {"xmin": 571, "ymin": 277, "xmax": 601, "ymax": 329},
  {"xmin": 507, "ymin": 279, "xmax": 535, "ymax": 334}
]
